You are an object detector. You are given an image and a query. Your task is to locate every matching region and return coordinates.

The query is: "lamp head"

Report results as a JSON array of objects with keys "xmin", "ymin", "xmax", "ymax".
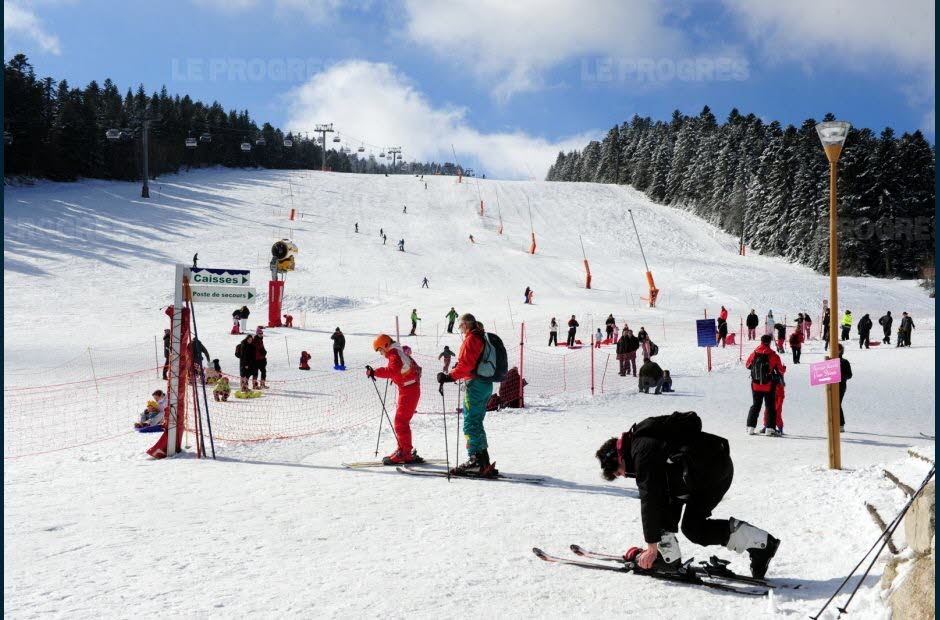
[{"xmin": 816, "ymin": 121, "xmax": 851, "ymax": 162}]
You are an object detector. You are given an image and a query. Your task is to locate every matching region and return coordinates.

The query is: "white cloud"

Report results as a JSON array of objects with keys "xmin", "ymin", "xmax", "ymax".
[
  {"xmin": 722, "ymin": 0, "xmax": 935, "ymax": 74},
  {"xmin": 284, "ymin": 60, "xmax": 596, "ymax": 179},
  {"xmin": 4, "ymin": 1, "xmax": 61, "ymax": 55},
  {"xmin": 401, "ymin": 0, "xmax": 685, "ymax": 101}
]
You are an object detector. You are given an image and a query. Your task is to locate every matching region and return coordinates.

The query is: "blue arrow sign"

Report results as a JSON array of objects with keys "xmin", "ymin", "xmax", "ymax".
[{"xmin": 191, "ymin": 267, "xmax": 251, "ymax": 286}]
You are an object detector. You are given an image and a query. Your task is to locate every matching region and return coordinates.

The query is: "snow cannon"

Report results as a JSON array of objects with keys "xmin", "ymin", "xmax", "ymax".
[{"xmin": 271, "ymin": 239, "xmax": 298, "ymax": 276}]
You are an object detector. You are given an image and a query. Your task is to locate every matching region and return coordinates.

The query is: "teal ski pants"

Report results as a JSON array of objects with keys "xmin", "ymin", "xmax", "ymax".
[{"xmin": 462, "ymin": 379, "xmax": 494, "ymax": 454}]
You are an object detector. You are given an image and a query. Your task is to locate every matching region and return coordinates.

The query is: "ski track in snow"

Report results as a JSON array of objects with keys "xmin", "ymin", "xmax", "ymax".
[{"xmin": 4, "ymin": 168, "xmax": 935, "ymax": 618}]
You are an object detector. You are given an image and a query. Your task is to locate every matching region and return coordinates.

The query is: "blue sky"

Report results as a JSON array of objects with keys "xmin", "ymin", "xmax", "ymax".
[{"xmin": 4, "ymin": 0, "xmax": 935, "ymax": 178}]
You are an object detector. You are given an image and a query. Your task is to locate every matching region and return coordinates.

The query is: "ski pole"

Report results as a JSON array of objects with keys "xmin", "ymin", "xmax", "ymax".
[
  {"xmin": 439, "ymin": 383, "xmax": 450, "ymax": 481},
  {"xmin": 373, "ymin": 379, "xmax": 389, "ymax": 457},
  {"xmin": 368, "ymin": 369, "xmax": 400, "ymax": 452},
  {"xmin": 188, "ymin": 297, "xmax": 214, "ymax": 459},
  {"xmin": 454, "ymin": 379, "xmax": 463, "ymax": 466}
]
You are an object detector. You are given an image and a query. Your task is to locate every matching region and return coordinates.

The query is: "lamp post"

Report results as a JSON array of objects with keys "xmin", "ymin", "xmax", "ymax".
[{"xmin": 816, "ymin": 120, "xmax": 851, "ymax": 470}]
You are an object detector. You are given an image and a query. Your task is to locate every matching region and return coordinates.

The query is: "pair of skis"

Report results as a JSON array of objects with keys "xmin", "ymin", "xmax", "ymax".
[
  {"xmin": 342, "ymin": 460, "xmax": 545, "ymax": 485},
  {"xmin": 534, "ymin": 545, "xmax": 798, "ymax": 596}
]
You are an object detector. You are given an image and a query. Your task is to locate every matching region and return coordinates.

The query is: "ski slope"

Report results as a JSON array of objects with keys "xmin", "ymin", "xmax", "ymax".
[{"xmin": 4, "ymin": 168, "xmax": 935, "ymax": 618}]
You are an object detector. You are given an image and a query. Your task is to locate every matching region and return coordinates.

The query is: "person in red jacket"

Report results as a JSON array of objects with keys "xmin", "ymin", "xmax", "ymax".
[
  {"xmin": 744, "ymin": 335, "xmax": 786, "ymax": 436},
  {"xmin": 367, "ymin": 334, "xmax": 424, "ymax": 465},
  {"xmin": 788, "ymin": 328, "xmax": 804, "ymax": 364},
  {"xmin": 718, "ymin": 305, "xmax": 728, "ymax": 323}
]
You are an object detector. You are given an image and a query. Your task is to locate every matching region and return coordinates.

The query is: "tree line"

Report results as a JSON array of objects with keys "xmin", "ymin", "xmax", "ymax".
[
  {"xmin": 3, "ymin": 54, "xmax": 455, "ymax": 182},
  {"xmin": 547, "ymin": 106, "xmax": 935, "ymax": 279}
]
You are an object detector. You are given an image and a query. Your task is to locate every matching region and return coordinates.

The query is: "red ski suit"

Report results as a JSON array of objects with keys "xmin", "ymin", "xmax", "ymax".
[
  {"xmin": 372, "ymin": 344, "xmax": 421, "ymax": 453},
  {"xmin": 763, "ymin": 381, "xmax": 785, "ymax": 429},
  {"xmin": 745, "ymin": 344, "xmax": 786, "ymax": 392}
]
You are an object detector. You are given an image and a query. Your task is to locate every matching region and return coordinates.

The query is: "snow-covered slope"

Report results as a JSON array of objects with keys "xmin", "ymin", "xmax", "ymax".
[{"xmin": 4, "ymin": 169, "xmax": 935, "ymax": 618}]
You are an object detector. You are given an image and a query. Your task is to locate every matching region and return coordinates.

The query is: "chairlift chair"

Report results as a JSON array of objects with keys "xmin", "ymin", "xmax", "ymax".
[
  {"xmin": 332, "ymin": 136, "xmax": 341, "ymax": 143},
  {"xmin": 256, "ymin": 137, "xmax": 266, "ymax": 146},
  {"xmin": 240, "ymin": 142, "xmax": 251, "ymax": 152},
  {"xmin": 106, "ymin": 128, "xmax": 122, "ymax": 141},
  {"xmin": 185, "ymin": 137, "xmax": 198, "ymax": 148},
  {"xmin": 283, "ymin": 138, "xmax": 293, "ymax": 148},
  {"xmin": 199, "ymin": 132, "xmax": 212, "ymax": 143},
  {"xmin": 357, "ymin": 144, "xmax": 365, "ymax": 153}
]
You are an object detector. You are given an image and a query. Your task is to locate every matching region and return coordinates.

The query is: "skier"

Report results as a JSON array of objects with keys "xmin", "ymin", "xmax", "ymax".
[
  {"xmin": 837, "ymin": 343, "xmax": 852, "ymax": 431},
  {"xmin": 213, "ymin": 376, "xmax": 231, "ymax": 402},
  {"xmin": 605, "ymin": 314, "xmax": 616, "ymax": 340},
  {"xmin": 438, "ymin": 345, "xmax": 455, "ymax": 373},
  {"xmin": 354, "ymin": 222, "xmax": 358, "ymax": 233},
  {"xmin": 762, "ymin": 369, "xmax": 785, "ymax": 434},
  {"xmin": 746, "ymin": 309, "xmax": 759, "ymax": 341},
  {"xmin": 402, "ymin": 205, "xmax": 407, "ymax": 214},
  {"xmin": 899, "ymin": 312, "xmax": 915, "ymax": 347},
  {"xmin": 774, "ymin": 323, "xmax": 786, "ymax": 353},
  {"xmin": 878, "ymin": 311, "xmax": 893, "ymax": 345},
  {"xmin": 802, "ymin": 313, "xmax": 813, "ymax": 340},
  {"xmin": 383, "ymin": 234, "xmax": 387, "ymax": 245},
  {"xmin": 745, "ymin": 335, "xmax": 786, "ymax": 435},
  {"xmin": 367, "ymin": 334, "xmax": 424, "ymax": 465},
  {"xmin": 566, "ymin": 315, "xmax": 579, "ymax": 347},
  {"xmin": 253, "ymin": 333, "xmax": 268, "ymax": 389},
  {"xmin": 637, "ymin": 326, "xmax": 650, "ymax": 358},
  {"xmin": 716, "ymin": 318, "xmax": 728, "ymax": 348},
  {"xmin": 764, "ymin": 309, "xmax": 774, "ymax": 336},
  {"xmin": 822, "ymin": 308, "xmax": 831, "ymax": 347},
  {"xmin": 408, "ymin": 308, "xmax": 421, "ymax": 335},
  {"xmin": 299, "ymin": 350, "xmax": 311, "ymax": 370},
  {"xmin": 421, "ymin": 277, "xmax": 429, "ymax": 289},
  {"xmin": 331, "ymin": 327, "xmax": 346, "ymax": 369},
  {"xmin": 595, "ymin": 328, "xmax": 604, "ymax": 348},
  {"xmin": 840, "ymin": 310, "xmax": 853, "ymax": 341},
  {"xmin": 380, "ymin": 228, "xmax": 384, "ymax": 237},
  {"xmin": 524, "ymin": 286, "xmax": 531, "ymax": 304},
  {"xmin": 398, "ymin": 239, "xmax": 405, "ymax": 252},
  {"xmin": 857, "ymin": 313, "xmax": 873, "ymax": 349},
  {"xmin": 526, "ymin": 288, "xmax": 534, "ymax": 304},
  {"xmin": 788, "ymin": 327, "xmax": 803, "ymax": 364},
  {"xmin": 436, "ymin": 313, "xmax": 497, "ymax": 476},
  {"xmin": 446, "ymin": 307, "xmax": 458, "ymax": 333},
  {"xmin": 595, "ymin": 411, "xmax": 780, "ymax": 578},
  {"xmin": 469, "ymin": 234, "xmax": 475, "ymax": 244},
  {"xmin": 548, "ymin": 317, "xmax": 558, "ymax": 346},
  {"xmin": 638, "ymin": 357, "xmax": 664, "ymax": 394},
  {"xmin": 235, "ymin": 334, "xmax": 256, "ymax": 392},
  {"xmin": 238, "ymin": 305, "xmax": 250, "ymax": 334}
]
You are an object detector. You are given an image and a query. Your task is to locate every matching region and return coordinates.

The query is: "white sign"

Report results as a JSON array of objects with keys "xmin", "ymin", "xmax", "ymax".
[
  {"xmin": 190, "ymin": 285, "xmax": 256, "ymax": 304},
  {"xmin": 191, "ymin": 267, "xmax": 250, "ymax": 286}
]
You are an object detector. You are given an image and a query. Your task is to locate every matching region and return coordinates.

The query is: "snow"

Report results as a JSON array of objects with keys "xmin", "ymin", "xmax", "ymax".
[{"xmin": 4, "ymin": 168, "xmax": 935, "ymax": 618}]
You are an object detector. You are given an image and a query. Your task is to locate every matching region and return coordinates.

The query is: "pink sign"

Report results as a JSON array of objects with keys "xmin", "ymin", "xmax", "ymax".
[{"xmin": 810, "ymin": 358, "xmax": 842, "ymax": 386}]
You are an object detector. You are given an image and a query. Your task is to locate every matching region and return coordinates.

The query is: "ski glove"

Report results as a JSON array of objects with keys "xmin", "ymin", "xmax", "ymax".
[
  {"xmin": 437, "ymin": 372, "xmax": 454, "ymax": 384},
  {"xmin": 365, "ymin": 365, "xmax": 375, "ymax": 380}
]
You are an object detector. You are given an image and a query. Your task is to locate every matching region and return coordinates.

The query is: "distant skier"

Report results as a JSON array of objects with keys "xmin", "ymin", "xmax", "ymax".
[
  {"xmin": 524, "ymin": 286, "xmax": 531, "ymax": 303},
  {"xmin": 788, "ymin": 327, "xmax": 803, "ymax": 364},
  {"xmin": 299, "ymin": 350, "xmax": 311, "ymax": 370},
  {"xmin": 716, "ymin": 318, "xmax": 729, "ymax": 348},
  {"xmin": 840, "ymin": 310, "xmax": 853, "ymax": 341},
  {"xmin": 402, "ymin": 205, "xmax": 407, "ymax": 214},
  {"xmin": 822, "ymin": 308, "xmax": 831, "ymax": 347},
  {"xmin": 802, "ymin": 313, "xmax": 813, "ymax": 340},
  {"xmin": 383, "ymin": 234, "xmax": 387, "ymax": 245},
  {"xmin": 446, "ymin": 307, "xmax": 458, "ymax": 333},
  {"xmin": 764, "ymin": 310, "xmax": 774, "ymax": 336},
  {"xmin": 746, "ymin": 309, "xmax": 759, "ymax": 341},
  {"xmin": 409, "ymin": 308, "xmax": 421, "ymax": 335},
  {"xmin": 857, "ymin": 313, "xmax": 873, "ymax": 349},
  {"xmin": 355, "ymin": 222, "xmax": 359, "ymax": 233},
  {"xmin": 898, "ymin": 312, "xmax": 915, "ymax": 347},
  {"xmin": 567, "ymin": 315, "xmax": 579, "ymax": 347},
  {"xmin": 469, "ymin": 234, "xmax": 475, "ymax": 244},
  {"xmin": 774, "ymin": 323, "xmax": 786, "ymax": 353},
  {"xmin": 162, "ymin": 328, "xmax": 171, "ymax": 379},
  {"xmin": 421, "ymin": 277, "xmax": 429, "ymax": 289},
  {"xmin": 878, "ymin": 311, "xmax": 893, "ymax": 345},
  {"xmin": 637, "ymin": 326, "xmax": 650, "ymax": 358},
  {"xmin": 398, "ymin": 239, "xmax": 404, "ymax": 252},
  {"xmin": 380, "ymin": 228, "xmax": 384, "ymax": 237},
  {"xmin": 331, "ymin": 327, "xmax": 346, "ymax": 369},
  {"xmin": 438, "ymin": 345, "xmax": 455, "ymax": 373},
  {"xmin": 596, "ymin": 411, "xmax": 780, "ymax": 578},
  {"xmin": 745, "ymin": 335, "xmax": 786, "ymax": 435},
  {"xmin": 595, "ymin": 328, "xmax": 604, "ymax": 348},
  {"xmin": 367, "ymin": 334, "xmax": 424, "ymax": 465},
  {"xmin": 605, "ymin": 314, "xmax": 616, "ymax": 340},
  {"xmin": 549, "ymin": 317, "xmax": 558, "ymax": 346},
  {"xmin": 253, "ymin": 333, "xmax": 268, "ymax": 389}
]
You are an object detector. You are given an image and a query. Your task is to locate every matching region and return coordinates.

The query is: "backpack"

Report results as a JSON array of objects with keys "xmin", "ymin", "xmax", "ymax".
[
  {"xmin": 750, "ymin": 353, "xmax": 771, "ymax": 384},
  {"xmin": 648, "ymin": 341, "xmax": 659, "ymax": 357},
  {"xmin": 235, "ymin": 343, "xmax": 243, "ymax": 358},
  {"xmin": 474, "ymin": 332, "xmax": 508, "ymax": 383},
  {"xmin": 631, "ymin": 411, "xmax": 702, "ymax": 443}
]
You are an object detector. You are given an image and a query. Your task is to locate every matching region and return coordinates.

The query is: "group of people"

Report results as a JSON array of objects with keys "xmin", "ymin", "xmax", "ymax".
[
  {"xmin": 523, "ymin": 287, "xmax": 534, "ymax": 304},
  {"xmin": 235, "ymin": 328, "xmax": 268, "ymax": 392},
  {"xmin": 367, "ymin": 312, "xmax": 499, "ymax": 477},
  {"xmin": 831, "ymin": 309, "xmax": 916, "ymax": 349}
]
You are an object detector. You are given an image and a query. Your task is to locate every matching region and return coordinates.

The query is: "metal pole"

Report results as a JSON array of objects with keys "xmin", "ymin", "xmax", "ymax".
[
  {"xmin": 627, "ymin": 209, "xmax": 650, "ymax": 272},
  {"xmin": 141, "ymin": 120, "xmax": 150, "ymax": 198},
  {"xmin": 826, "ymin": 157, "xmax": 842, "ymax": 470}
]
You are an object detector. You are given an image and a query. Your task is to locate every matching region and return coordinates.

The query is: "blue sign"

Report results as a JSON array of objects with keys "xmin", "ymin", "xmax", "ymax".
[{"xmin": 696, "ymin": 319, "xmax": 717, "ymax": 347}]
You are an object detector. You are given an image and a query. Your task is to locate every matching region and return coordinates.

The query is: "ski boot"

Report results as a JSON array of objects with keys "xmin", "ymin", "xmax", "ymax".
[
  {"xmin": 382, "ymin": 450, "xmax": 412, "ymax": 466},
  {"xmin": 727, "ymin": 517, "xmax": 780, "ymax": 579},
  {"xmin": 409, "ymin": 448, "xmax": 425, "ymax": 464},
  {"xmin": 625, "ymin": 532, "xmax": 681, "ymax": 573},
  {"xmin": 450, "ymin": 450, "xmax": 497, "ymax": 477}
]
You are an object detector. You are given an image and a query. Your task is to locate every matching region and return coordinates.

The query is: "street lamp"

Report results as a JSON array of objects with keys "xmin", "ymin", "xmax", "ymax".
[{"xmin": 816, "ymin": 120, "xmax": 850, "ymax": 470}]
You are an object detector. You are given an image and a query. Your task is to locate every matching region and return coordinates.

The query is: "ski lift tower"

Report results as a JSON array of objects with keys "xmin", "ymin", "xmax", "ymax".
[
  {"xmin": 387, "ymin": 147, "xmax": 402, "ymax": 170},
  {"xmin": 314, "ymin": 123, "xmax": 334, "ymax": 171},
  {"xmin": 628, "ymin": 209, "xmax": 659, "ymax": 307}
]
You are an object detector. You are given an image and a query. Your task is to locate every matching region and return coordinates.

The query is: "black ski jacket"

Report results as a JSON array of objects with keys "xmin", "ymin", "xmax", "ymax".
[{"xmin": 746, "ymin": 313, "xmax": 759, "ymax": 329}]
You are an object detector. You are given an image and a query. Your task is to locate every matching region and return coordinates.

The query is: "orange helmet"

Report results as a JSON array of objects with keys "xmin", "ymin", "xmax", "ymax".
[{"xmin": 373, "ymin": 334, "xmax": 393, "ymax": 352}]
